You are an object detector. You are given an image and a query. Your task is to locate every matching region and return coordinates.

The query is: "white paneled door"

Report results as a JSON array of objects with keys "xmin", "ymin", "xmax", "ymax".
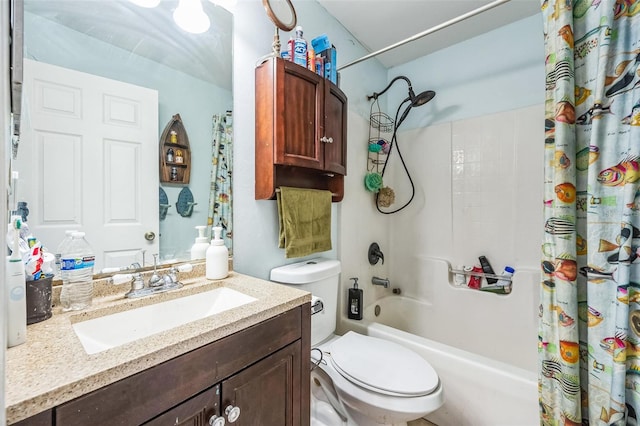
[{"xmin": 19, "ymin": 59, "xmax": 159, "ymax": 271}]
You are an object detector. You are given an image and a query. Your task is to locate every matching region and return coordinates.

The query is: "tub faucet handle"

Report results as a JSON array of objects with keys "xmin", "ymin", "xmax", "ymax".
[{"xmin": 368, "ymin": 242, "xmax": 384, "ymax": 265}]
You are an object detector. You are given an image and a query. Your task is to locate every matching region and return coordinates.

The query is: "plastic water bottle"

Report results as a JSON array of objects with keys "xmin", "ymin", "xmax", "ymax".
[
  {"xmin": 60, "ymin": 232, "xmax": 95, "ymax": 311},
  {"xmin": 54, "ymin": 230, "xmax": 75, "ymax": 279}
]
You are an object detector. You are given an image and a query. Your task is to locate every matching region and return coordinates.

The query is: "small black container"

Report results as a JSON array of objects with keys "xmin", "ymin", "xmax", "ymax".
[
  {"xmin": 347, "ymin": 277, "xmax": 363, "ymax": 320},
  {"xmin": 26, "ymin": 275, "xmax": 53, "ymax": 324}
]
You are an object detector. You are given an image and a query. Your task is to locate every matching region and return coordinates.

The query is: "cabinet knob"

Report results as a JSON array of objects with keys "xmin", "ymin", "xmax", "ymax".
[
  {"xmin": 209, "ymin": 415, "xmax": 226, "ymax": 426},
  {"xmin": 327, "ymin": 137, "xmax": 334, "ymax": 143},
  {"xmin": 225, "ymin": 405, "xmax": 241, "ymax": 423},
  {"xmin": 320, "ymin": 136, "xmax": 333, "ymax": 144}
]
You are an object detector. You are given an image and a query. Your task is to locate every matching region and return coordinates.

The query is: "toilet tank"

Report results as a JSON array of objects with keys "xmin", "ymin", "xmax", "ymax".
[{"xmin": 270, "ymin": 258, "xmax": 341, "ymax": 346}]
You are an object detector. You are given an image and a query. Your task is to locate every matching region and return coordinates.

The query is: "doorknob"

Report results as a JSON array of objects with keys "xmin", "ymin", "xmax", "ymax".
[{"xmin": 144, "ymin": 231, "xmax": 156, "ymax": 241}]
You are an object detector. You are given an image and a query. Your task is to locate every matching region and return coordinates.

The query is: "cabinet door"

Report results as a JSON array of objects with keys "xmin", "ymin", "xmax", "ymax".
[
  {"xmin": 144, "ymin": 385, "xmax": 220, "ymax": 426},
  {"xmin": 323, "ymin": 83, "xmax": 347, "ymax": 175},
  {"xmin": 221, "ymin": 341, "xmax": 302, "ymax": 426},
  {"xmin": 276, "ymin": 62, "xmax": 324, "ymax": 170}
]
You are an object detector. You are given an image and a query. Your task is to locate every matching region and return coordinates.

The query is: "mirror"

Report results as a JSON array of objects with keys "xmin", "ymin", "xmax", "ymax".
[
  {"xmin": 18, "ymin": 0, "xmax": 233, "ymax": 275},
  {"xmin": 262, "ymin": 0, "xmax": 296, "ymax": 31}
]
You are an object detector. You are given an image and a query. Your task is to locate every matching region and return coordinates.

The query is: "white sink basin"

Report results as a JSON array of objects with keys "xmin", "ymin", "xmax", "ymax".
[{"xmin": 72, "ymin": 287, "xmax": 257, "ymax": 355}]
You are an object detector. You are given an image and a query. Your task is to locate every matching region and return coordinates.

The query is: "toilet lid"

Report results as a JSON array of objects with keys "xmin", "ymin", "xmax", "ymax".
[{"xmin": 328, "ymin": 331, "xmax": 439, "ymax": 397}]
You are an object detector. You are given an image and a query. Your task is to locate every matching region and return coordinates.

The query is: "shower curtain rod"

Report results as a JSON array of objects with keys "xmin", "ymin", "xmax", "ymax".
[{"xmin": 337, "ymin": 0, "xmax": 512, "ymax": 71}]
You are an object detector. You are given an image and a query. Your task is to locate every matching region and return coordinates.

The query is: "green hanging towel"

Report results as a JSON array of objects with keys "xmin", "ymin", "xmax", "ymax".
[{"xmin": 276, "ymin": 187, "xmax": 332, "ymax": 258}]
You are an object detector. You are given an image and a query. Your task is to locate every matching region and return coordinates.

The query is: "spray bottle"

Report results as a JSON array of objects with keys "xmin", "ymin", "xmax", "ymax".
[{"xmin": 6, "ymin": 215, "xmax": 26, "ymax": 347}]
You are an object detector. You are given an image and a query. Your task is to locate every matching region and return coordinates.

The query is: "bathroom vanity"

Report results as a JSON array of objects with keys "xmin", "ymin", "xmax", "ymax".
[{"xmin": 6, "ymin": 272, "xmax": 311, "ymax": 426}]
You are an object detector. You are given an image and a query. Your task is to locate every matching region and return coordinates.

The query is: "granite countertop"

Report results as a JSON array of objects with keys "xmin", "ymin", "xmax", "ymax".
[{"xmin": 5, "ymin": 268, "xmax": 310, "ymax": 424}]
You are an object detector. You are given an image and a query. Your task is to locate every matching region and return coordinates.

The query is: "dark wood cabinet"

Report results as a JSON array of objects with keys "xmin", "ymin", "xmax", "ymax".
[
  {"xmin": 16, "ymin": 305, "xmax": 310, "ymax": 426},
  {"xmin": 255, "ymin": 57, "xmax": 347, "ymax": 202},
  {"xmin": 221, "ymin": 341, "xmax": 302, "ymax": 426}
]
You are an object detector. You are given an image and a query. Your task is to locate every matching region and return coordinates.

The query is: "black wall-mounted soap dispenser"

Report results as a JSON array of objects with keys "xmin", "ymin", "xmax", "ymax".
[{"xmin": 348, "ymin": 277, "xmax": 363, "ymax": 320}]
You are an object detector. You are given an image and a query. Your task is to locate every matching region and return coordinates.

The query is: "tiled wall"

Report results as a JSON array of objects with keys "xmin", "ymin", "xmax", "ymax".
[
  {"xmin": 380, "ymin": 104, "xmax": 544, "ymax": 371},
  {"xmin": 389, "ymin": 104, "xmax": 544, "ymax": 277}
]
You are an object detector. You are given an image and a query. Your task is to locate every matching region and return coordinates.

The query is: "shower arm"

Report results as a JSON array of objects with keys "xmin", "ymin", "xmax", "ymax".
[{"xmin": 367, "ymin": 76, "xmax": 416, "ymax": 103}]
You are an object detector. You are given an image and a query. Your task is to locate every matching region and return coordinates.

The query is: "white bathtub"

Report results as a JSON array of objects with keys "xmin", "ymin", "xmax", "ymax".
[{"xmin": 342, "ymin": 295, "xmax": 539, "ymax": 426}]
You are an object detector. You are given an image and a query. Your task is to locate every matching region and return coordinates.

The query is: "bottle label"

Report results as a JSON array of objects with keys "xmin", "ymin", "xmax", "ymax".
[
  {"xmin": 293, "ymin": 40, "xmax": 307, "ymax": 66},
  {"xmin": 61, "ymin": 255, "xmax": 95, "ymax": 271}
]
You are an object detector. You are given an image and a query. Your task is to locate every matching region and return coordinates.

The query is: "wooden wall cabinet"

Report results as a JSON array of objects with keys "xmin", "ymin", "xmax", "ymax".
[
  {"xmin": 255, "ymin": 57, "xmax": 347, "ymax": 202},
  {"xmin": 16, "ymin": 305, "xmax": 310, "ymax": 426}
]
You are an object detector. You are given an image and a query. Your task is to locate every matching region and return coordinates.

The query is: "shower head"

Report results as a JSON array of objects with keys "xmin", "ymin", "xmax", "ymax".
[
  {"xmin": 368, "ymin": 76, "xmax": 435, "ymax": 128},
  {"xmin": 409, "ymin": 89, "xmax": 436, "ymax": 107},
  {"xmin": 396, "ymin": 90, "xmax": 436, "ymax": 128}
]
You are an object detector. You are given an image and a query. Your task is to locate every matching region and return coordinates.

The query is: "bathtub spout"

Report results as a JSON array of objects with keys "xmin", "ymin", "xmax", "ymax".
[{"xmin": 372, "ymin": 276, "xmax": 390, "ymax": 288}]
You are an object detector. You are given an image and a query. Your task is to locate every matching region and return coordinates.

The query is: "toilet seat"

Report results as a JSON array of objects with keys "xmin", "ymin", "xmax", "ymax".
[
  {"xmin": 327, "ymin": 331, "xmax": 439, "ymax": 397},
  {"xmin": 313, "ymin": 332, "xmax": 444, "ymax": 425}
]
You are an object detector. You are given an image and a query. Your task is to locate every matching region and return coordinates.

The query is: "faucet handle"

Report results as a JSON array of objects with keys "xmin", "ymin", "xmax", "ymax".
[
  {"xmin": 368, "ymin": 243, "xmax": 384, "ymax": 265},
  {"xmin": 131, "ymin": 273, "xmax": 145, "ymax": 291}
]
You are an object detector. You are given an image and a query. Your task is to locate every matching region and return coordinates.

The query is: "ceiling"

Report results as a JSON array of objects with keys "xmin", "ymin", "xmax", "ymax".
[
  {"xmin": 316, "ymin": 0, "xmax": 541, "ymax": 69},
  {"xmin": 23, "ymin": 0, "xmax": 540, "ymax": 87},
  {"xmin": 23, "ymin": 0, "xmax": 233, "ymax": 89}
]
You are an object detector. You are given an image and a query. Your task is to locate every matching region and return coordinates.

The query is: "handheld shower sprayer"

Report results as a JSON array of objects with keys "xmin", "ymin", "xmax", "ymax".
[{"xmin": 367, "ymin": 76, "xmax": 436, "ymax": 214}]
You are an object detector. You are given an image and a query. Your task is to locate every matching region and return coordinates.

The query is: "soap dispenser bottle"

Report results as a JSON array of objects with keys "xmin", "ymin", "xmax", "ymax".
[
  {"xmin": 206, "ymin": 226, "xmax": 229, "ymax": 280},
  {"xmin": 190, "ymin": 226, "xmax": 210, "ymax": 260},
  {"xmin": 347, "ymin": 277, "xmax": 363, "ymax": 320}
]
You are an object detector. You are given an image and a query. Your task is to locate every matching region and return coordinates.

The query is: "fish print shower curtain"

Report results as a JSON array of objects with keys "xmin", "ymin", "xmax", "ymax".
[
  {"xmin": 207, "ymin": 112, "xmax": 233, "ymax": 254},
  {"xmin": 539, "ymin": 0, "xmax": 640, "ymax": 424}
]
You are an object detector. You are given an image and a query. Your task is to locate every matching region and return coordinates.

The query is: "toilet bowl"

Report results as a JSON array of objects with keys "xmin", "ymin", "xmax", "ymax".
[
  {"xmin": 270, "ymin": 258, "xmax": 444, "ymax": 425},
  {"xmin": 312, "ymin": 332, "xmax": 443, "ymax": 425}
]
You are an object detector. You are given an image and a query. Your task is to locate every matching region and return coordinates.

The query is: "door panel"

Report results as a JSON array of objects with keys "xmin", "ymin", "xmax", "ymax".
[
  {"xmin": 277, "ymin": 64, "xmax": 323, "ymax": 170},
  {"xmin": 323, "ymin": 83, "xmax": 347, "ymax": 175},
  {"xmin": 221, "ymin": 341, "xmax": 301, "ymax": 426},
  {"xmin": 19, "ymin": 59, "xmax": 159, "ymax": 271}
]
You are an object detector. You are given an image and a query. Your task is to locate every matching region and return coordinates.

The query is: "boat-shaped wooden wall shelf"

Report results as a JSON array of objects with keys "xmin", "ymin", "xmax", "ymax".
[{"xmin": 160, "ymin": 113, "xmax": 191, "ymax": 184}]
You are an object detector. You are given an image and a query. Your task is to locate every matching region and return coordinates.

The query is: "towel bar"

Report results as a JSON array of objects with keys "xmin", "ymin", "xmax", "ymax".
[{"xmin": 275, "ymin": 188, "xmax": 340, "ymax": 197}]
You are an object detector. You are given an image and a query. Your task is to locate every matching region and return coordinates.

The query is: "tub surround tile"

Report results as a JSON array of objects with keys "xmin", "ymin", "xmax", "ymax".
[{"xmin": 6, "ymin": 270, "xmax": 310, "ymax": 424}]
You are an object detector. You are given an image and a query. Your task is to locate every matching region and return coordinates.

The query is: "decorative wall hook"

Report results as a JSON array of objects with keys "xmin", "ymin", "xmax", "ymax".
[
  {"xmin": 176, "ymin": 187, "xmax": 197, "ymax": 217},
  {"xmin": 159, "ymin": 187, "xmax": 171, "ymax": 221}
]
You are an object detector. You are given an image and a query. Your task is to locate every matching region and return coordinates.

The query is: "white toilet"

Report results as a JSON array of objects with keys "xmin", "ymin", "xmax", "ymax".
[{"xmin": 270, "ymin": 258, "xmax": 444, "ymax": 426}]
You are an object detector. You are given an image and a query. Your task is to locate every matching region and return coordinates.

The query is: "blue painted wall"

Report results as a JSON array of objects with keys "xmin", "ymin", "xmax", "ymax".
[{"xmin": 384, "ymin": 14, "xmax": 544, "ymax": 129}]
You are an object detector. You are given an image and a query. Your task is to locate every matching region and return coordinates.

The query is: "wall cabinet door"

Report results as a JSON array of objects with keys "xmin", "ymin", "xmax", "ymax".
[
  {"xmin": 278, "ymin": 63, "xmax": 324, "ymax": 170},
  {"xmin": 322, "ymin": 82, "xmax": 347, "ymax": 175},
  {"xmin": 221, "ymin": 341, "xmax": 302, "ymax": 426}
]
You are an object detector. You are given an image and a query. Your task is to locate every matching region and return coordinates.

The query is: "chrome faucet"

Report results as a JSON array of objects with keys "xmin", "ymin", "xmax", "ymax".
[
  {"xmin": 125, "ymin": 256, "xmax": 184, "ymax": 299},
  {"xmin": 371, "ymin": 276, "xmax": 390, "ymax": 288}
]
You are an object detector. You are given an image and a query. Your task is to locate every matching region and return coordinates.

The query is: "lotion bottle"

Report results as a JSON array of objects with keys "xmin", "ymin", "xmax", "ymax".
[
  {"xmin": 7, "ymin": 215, "xmax": 26, "ymax": 347},
  {"xmin": 190, "ymin": 226, "xmax": 210, "ymax": 260},
  {"xmin": 206, "ymin": 226, "xmax": 228, "ymax": 280}
]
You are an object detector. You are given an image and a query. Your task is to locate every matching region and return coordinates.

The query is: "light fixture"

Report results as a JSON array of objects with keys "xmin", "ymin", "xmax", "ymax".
[
  {"xmin": 129, "ymin": 0, "xmax": 161, "ymax": 8},
  {"xmin": 173, "ymin": 0, "xmax": 211, "ymax": 34}
]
